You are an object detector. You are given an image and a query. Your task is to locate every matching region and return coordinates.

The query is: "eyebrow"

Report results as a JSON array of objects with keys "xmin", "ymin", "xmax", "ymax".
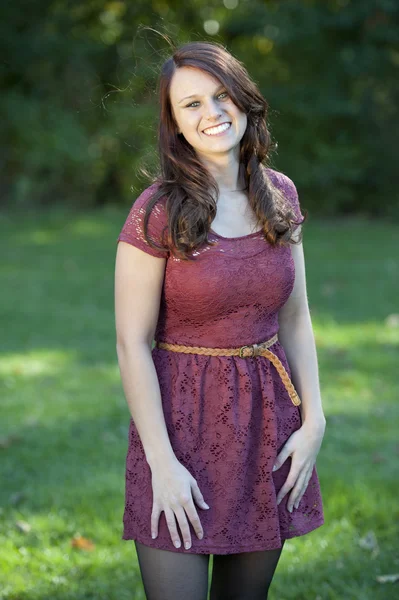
[{"xmin": 177, "ymin": 85, "xmax": 225, "ymax": 105}]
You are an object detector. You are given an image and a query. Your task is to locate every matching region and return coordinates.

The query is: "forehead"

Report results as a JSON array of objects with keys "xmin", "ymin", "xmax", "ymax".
[{"xmin": 169, "ymin": 67, "xmax": 222, "ymax": 103}]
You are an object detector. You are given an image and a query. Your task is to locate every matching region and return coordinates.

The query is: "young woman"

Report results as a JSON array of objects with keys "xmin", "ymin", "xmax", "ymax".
[{"xmin": 115, "ymin": 40, "xmax": 326, "ymax": 600}]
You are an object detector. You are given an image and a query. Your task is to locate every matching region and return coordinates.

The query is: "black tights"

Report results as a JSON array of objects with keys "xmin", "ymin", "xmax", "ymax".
[{"xmin": 134, "ymin": 540, "xmax": 285, "ymax": 600}]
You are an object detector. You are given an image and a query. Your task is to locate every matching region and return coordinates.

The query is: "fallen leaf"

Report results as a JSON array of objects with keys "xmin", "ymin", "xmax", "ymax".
[
  {"xmin": 372, "ymin": 453, "xmax": 386, "ymax": 464},
  {"xmin": 358, "ymin": 531, "xmax": 379, "ymax": 552},
  {"xmin": 385, "ymin": 314, "xmax": 399, "ymax": 328},
  {"xmin": 0, "ymin": 434, "xmax": 21, "ymax": 449},
  {"xmin": 376, "ymin": 574, "xmax": 399, "ymax": 584},
  {"xmin": 15, "ymin": 520, "xmax": 31, "ymax": 533},
  {"xmin": 71, "ymin": 535, "xmax": 95, "ymax": 551}
]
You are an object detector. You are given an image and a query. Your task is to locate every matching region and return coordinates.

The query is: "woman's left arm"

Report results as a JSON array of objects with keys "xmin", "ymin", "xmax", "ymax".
[{"xmin": 274, "ymin": 231, "xmax": 326, "ymax": 511}]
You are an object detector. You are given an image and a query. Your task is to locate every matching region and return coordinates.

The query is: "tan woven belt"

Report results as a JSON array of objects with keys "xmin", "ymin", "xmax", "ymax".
[{"xmin": 155, "ymin": 333, "xmax": 301, "ymax": 407}]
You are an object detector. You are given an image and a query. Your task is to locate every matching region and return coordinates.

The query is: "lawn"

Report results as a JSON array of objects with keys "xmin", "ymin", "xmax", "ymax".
[{"xmin": 0, "ymin": 206, "xmax": 398, "ymax": 600}]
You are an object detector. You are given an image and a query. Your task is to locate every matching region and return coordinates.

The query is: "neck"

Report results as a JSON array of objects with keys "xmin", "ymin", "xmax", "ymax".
[{"xmin": 198, "ymin": 150, "xmax": 246, "ymax": 193}]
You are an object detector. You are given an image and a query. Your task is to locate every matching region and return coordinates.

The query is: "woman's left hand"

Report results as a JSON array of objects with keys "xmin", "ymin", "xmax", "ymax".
[{"xmin": 273, "ymin": 417, "xmax": 326, "ymax": 512}]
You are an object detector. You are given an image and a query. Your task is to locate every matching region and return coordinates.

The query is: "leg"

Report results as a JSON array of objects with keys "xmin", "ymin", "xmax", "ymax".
[
  {"xmin": 134, "ymin": 541, "xmax": 210, "ymax": 600},
  {"xmin": 209, "ymin": 541, "xmax": 285, "ymax": 600}
]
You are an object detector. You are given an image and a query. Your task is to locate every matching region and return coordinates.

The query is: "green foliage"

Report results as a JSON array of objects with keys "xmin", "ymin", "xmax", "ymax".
[{"xmin": 1, "ymin": 0, "xmax": 398, "ymax": 216}]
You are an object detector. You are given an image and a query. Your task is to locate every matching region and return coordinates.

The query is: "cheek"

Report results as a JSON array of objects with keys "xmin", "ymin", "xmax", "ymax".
[
  {"xmin": 238, "ymin": 111, "xmax": 247, "ymax": 129},
  {"xmin": 174, "ymin": 111, "xmax": 193, "ymax": 132},
  {"xmin": 229, "ymin": 104, "xmax": 247, "ymax": 127},
  {"xmin": 182, "ymin": 115, "xmax": 202, "ymax": 135},
  {"xmin": 238, "ymin": 115, "xmax": 248, "ymax": 136}
]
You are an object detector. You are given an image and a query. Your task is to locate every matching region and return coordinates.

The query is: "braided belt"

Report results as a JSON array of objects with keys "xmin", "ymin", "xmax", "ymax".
[{"xmin": 155, "ymin": 333, "xmax": 301, "ymax": 407}]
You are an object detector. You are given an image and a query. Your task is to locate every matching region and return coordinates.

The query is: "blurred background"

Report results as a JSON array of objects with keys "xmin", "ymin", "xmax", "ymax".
[
  {"xmin": 1, "ymin": 0, "xmax": 399, "ymax": 216},
  {"xmin": 1, "ymin": 1, "xmax": 398, "ymax": 599}
]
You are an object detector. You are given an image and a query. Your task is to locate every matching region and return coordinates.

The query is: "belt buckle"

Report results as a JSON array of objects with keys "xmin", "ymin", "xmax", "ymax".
[{"xmin": 239, "ymin": 344, "xmax": 253, "ymax": 358}]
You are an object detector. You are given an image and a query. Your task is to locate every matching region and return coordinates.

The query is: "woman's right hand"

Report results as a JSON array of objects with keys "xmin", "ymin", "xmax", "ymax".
[{"xmin": 150, "ymin": 457, "xmax": 210, "ymax": 549}]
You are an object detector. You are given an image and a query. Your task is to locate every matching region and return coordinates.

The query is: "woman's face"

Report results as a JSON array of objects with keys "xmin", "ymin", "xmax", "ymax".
[{"xmin": 169, "ymin": 67, "xmax": 247, "ymax": 160}]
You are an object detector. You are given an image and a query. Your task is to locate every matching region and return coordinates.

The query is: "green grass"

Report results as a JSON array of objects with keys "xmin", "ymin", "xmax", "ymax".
[{"xmin": 0, "ymin": 207, "xmax": 398, "ymax": 599}]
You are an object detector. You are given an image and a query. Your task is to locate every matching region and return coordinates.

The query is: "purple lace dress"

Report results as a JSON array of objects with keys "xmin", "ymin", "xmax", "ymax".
[{"xmin": 117, "ymin": 168, "xmax": 324, "ymax": 555}]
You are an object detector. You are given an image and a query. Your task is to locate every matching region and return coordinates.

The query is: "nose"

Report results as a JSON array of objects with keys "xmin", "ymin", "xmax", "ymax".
[{"xmin": 203, "ymin": 98, "xmax": 223, "ymax": 123}]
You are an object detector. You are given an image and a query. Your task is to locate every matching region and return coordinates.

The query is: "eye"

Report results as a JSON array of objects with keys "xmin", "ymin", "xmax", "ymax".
[{"xmin": 185, "ymin": 91, "xmax": 229, "ymax": 109}]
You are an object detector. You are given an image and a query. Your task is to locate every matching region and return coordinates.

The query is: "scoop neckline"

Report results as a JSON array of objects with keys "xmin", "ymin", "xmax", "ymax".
[{"xmin": 209, "ymin": 228, "xmax": 263, "ymax": 241}]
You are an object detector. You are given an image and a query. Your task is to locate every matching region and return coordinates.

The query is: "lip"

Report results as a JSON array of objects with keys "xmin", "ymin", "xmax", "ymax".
[{"xmin": 202, "ymin": 121, "xmax": 232, "ymax": 135}]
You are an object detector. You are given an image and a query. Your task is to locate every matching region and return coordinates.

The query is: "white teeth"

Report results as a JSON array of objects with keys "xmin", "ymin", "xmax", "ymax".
[{"xmin": 203, "ymin": 122, "xmax": 231, "ymax": 136}]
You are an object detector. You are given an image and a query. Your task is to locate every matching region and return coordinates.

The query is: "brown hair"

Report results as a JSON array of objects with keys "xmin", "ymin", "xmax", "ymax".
[{"xmin": 141, "ymin": 40, "xmax": 307, "ymax": 261}]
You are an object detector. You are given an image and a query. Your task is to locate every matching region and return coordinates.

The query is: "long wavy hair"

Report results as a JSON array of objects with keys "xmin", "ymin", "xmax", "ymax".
[{"xmin": 141, "ymin": 40, "xmax": 307, "ymax": 261}]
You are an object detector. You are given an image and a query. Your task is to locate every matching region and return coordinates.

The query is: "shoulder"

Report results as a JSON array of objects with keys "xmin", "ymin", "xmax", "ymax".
[
  {"xmin": 127, "ymin": 182, "xmax": 168, "ymax": 230},
  {"xmin": 132, "ymin": 182, "xmax": 164, "ymax": 211},
  {"xmin": 118, "ymin": 182, "xmax": 169, "ymax": 258},
  {"xmin": 265, "ymin": 167, "xmax": 304, "ymax": 226},
  {"xmin": 264, "ymin": 167, "xmax": 298, "ymax": 200}
]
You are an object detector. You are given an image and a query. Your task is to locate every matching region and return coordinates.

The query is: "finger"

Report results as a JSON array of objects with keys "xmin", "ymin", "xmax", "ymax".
[
  {"xmin": 174, "ymin": 505, "xmax": 192, "ymax": 549},
  {"xmin": 164, "ymin": 508, "xmax": 182, "ymax": 549},
  {"xmin": 290, "ymin": 467, "xmax": 313, "ymax": 510},
  {"xmin": 293, "ymin": 483, "xmax": 307, "ymax": 510},
  {"xmin": 183, "ymin": 498, "xmax": 204, "ymax": 540},
  {"xmin": 287, "ymin": 468, "xmax": 309, "ymax": 512},
  {"xmin": 151, "ymin": 505, "xmax": 161, "ymax": 539},
  {"xmin": 294, "ymin": 469, "xmax": 313, "ymax": 509},
  {"xmin": 276, "ymin": 464, "xmax": 300, "ymax": 505},
  {"xmin": 191, "ymin": 479, "xmax": 210, "ymax": 510},
  {"xmin": 293, "ymin": 483, "xmax": 309, "ymax": 510},
  {"xmin": 273, "ymin": 444, "xmax": 293, "ymax": 472}
]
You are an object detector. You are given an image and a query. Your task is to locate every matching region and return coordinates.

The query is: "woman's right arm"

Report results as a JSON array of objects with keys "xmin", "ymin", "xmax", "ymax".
[
  {"xmin": 115, "ymin": 241, "xmax": 209, "ymax": 549},
  {"xmin": 115, "ymin": 241, "xmax": 175, "ymax": 468}
]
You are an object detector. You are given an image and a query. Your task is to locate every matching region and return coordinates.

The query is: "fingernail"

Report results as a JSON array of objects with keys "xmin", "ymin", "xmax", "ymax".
[
  {"xmin": 272, "ymin": 465, "xmax": 277, "ymax": 471},
  {"xmin": 288, "ymin": 506, "xmax": 292, "ymax": 513},
  {"xmin": 204, "ymin": 503, "xmax": 210, "ymax": 509},
  {"xmin": 185, "ymin": 542, "xmax": 191, "ymax": 549},
  {"xmin": 174, "ymin": 541, "xmax": 181, "ymax": 548},
  {"xmin": 151, "ymin": 533, "xmax": 156, "ymax": 539},
  {"xmin": 198, "ymin": 532, "xmax": 203, "ymax": 539}
]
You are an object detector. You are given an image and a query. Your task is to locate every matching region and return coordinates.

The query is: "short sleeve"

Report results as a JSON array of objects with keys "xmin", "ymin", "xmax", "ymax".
[
  {"xmin": 266, "ymin": 168, "xmax": 305, "ymax": 227},
  {"xmin": 117, "ymin": 184, "xmax": 169, "ymax": 258}
]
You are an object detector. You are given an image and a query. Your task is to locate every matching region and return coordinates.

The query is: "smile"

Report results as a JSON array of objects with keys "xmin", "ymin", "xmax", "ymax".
[{"xmin": 202, "ymin": 122, "xmax": 231, "ymax": 136}]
